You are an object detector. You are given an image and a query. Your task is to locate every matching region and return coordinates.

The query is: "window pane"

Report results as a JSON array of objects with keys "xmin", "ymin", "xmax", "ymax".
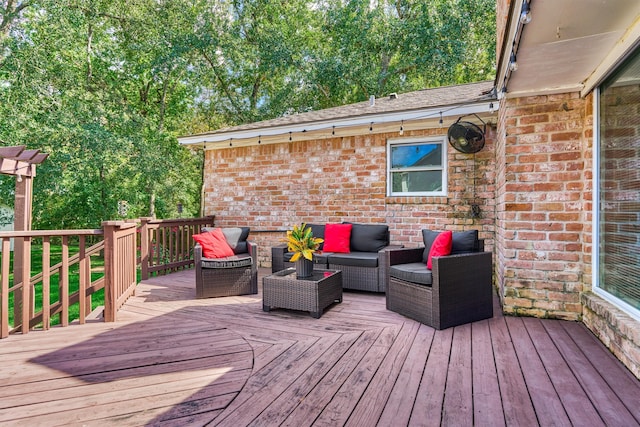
[
  {"xmin": 391, "ymin": 170, "xmax": 442, "ymax": 193},
  {"xmin": 391, "ymin": 144, "xmax": 441, "ymax": 168},
  {"xmin": 598, "ymin": 50, "xmax": 640, "ymax": 310}
]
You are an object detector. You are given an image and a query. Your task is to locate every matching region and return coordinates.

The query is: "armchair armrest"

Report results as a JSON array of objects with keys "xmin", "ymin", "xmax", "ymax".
[
  {"xmin": 431, "ymin": 251, "xmax": 493, "ymax": 329},
  {"xmin": 194, "ymin": 243, "xmax": 203, "ymax": 264},
  {"xmin": 248, "ymin": 241, "xmax": 258, "ymax": 270},
  {"xmin": 382, "ymin": 246, "xmax": 425, "ymax": 266}
]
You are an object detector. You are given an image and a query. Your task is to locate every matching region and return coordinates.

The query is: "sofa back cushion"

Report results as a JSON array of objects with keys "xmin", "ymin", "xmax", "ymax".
[
  {"xmin": 422, "ymin": 229, "xmax": 479, "ymax": 262},
  {"xmin": 347, "ymin": 223, "xmax": 390, "ymax": 252}
]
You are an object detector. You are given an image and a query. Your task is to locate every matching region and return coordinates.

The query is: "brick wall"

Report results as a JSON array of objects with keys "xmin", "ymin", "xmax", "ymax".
[
  {"xmin": 203, "ymin": 126, "xmax": 496, "ymax": 267},
  {"xmin": 496, "ymin": 92, "xmax": 593, "ymax": 320}
]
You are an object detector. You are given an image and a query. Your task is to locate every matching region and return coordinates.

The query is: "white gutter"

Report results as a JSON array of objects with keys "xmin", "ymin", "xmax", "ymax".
[
  {"xmin": 495, "ymin": 0, "xmax": 525, "ymax": 96},
  {"xmin": 178, "ymin": 101, "xmax": 494, "ymax": 146}
]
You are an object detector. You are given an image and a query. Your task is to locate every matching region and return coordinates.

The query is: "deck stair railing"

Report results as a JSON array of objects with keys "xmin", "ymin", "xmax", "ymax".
[{"xmin": 0, "ymin": 216, "xmax": 214, "ymax": 339}]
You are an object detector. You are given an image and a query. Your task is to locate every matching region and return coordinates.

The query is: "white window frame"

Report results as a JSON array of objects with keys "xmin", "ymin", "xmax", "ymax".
[
  {"xmin": 387, "ymin": 136, "xmax": 448, "ymax": 197},
  {"xmin": 593, "ymin": 86, "xmax": 640, "ymax": 322}
]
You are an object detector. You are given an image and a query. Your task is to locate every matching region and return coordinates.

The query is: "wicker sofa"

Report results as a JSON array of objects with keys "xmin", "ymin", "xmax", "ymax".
[
  {"xmin": 194, "ymin": 227, "xmax": 258, "ymax": 298},
  {"xmin": 272, "ymin": 223, "xmax": 399, "ymax": 293},
  {"xmin": 381, "ymin": 229, "xmax": 493, "ymax": 330}
]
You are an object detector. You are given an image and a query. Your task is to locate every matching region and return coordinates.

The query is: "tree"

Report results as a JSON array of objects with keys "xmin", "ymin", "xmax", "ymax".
[
  {"xmin": 0, "ymin": 0, "xmax": 203, "ymax": 227},
  {"xmin": 0, "ymin": 0, "xmax": 496, "ymax": 229}
]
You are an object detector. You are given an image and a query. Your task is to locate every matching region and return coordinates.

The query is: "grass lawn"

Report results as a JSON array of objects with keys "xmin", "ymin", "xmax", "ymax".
[{"xmin": 3, "ymin": 243, "xmax": 106, "ymax": 328}]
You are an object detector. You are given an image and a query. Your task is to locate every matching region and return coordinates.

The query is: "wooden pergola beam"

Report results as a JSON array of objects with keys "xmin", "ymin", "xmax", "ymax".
[
  {"xmin": 0, "ymin": 146, "xmax": 48, "ymax": 178},
  {"xmin": 0, "ymin": 146, "xmax": 26, "ymax": 158}
]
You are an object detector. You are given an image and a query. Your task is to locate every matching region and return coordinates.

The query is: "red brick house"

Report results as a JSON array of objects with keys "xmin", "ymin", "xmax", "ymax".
[{"xmin": 180, "ymin": 0, "xmax": 640, "ymax": 378}]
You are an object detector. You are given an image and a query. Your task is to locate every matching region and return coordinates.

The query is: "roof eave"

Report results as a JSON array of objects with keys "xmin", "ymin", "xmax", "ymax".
[{"xmin": 179, "ymin": 100, "xmax": 496, "ymax": 148}]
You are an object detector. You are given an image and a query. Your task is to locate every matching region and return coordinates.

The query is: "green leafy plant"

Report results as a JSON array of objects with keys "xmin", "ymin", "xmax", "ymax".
[{"xmin": 285, "ymin": 223, "xmax": 323, "ymax": 262}]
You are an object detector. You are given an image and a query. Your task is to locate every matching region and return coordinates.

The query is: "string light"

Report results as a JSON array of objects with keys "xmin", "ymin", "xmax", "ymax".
[
  {"xmin": 206, "ymin": 101, "xmax": 495, "ymax": 147},
  {"xmin": 520, "ymin": 1, "xmax": 532, "ymax": 24},
  {"xmin": 509, "ymin": 53, "xmax": 518, "ymax": 71}
]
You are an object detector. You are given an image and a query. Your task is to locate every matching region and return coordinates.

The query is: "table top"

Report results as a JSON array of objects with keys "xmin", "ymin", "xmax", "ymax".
[{"xmin": 266, "ymin": 268, "xmax": 340, "ymax": 283}]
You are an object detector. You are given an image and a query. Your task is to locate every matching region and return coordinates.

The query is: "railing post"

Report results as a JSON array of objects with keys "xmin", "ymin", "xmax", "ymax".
[
  {"xmin": 140, "ymin": 217, "xmax": 151, "ymax": 280},
  {"xmin": 103, "ymin": 222, "xmax": 117, "ymax": 322},
  {"xmin": 1, "ymin": 238, "xmax": 10, "ymax": 338},
  {"xmin": 78, "ymin": 235, "xmax": 87, "ymax": 324},
  {"xmin": 102, "ymin": 221, "xmax": 137, "ymax": 322},
  {"xmin": 60, "ymin": 236, "xmax": 69, "ymax": 327}
]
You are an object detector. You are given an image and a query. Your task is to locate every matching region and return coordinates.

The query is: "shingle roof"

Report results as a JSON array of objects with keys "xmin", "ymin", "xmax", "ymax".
[{"xmin": 183, "ymin": 81, "xmax": 495, "ymax": 140}]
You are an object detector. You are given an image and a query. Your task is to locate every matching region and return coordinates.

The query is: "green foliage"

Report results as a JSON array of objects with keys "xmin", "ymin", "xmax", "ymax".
[
  {"xmin": 285, "ymin": 223, "xmax": 324, "ymax": 262},
  {"xmin": 0, "ymin": 0, "xmax": 495, "ymax": 229}
]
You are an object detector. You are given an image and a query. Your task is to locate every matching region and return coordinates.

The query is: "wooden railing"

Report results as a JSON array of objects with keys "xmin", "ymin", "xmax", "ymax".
[
  {"xmin": 0, "ymin": 216, "xmax": 214, "ymax": 338},
  {"xmin": 139, "ymin": 216, "xmax": 214, "ymax": 279},
  {"xmin": 0, "ymin": 229, "xmax": 105, "ymax": 338}
]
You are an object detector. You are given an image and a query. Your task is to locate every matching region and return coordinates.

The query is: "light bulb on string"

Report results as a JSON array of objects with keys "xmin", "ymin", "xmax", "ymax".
[{"xmin": 399, "ymin": 120, "xmax": 404, "ymax": 136}]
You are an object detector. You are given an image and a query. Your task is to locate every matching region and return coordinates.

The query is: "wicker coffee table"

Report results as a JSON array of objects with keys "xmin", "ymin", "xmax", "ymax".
[{"xmin": 262, "ymin": 268, "xmax": 342, "ymax": 318}]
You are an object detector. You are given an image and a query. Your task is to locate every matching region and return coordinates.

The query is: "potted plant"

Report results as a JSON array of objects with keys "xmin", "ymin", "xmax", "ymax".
[{"xmin": 285, "ymin": 223, "xmax": 323, "ymax": 278}]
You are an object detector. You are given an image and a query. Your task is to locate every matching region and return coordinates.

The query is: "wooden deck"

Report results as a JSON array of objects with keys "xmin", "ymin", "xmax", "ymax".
[{"xmin": 1, "ymin": 268, "xmax": 639, "ymax": 426}]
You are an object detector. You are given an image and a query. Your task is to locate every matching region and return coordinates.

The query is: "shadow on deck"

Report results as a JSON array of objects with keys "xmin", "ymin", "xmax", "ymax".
[{"xmin": 1, "ymin": 268, "xmax": 639, "ymax": 426}]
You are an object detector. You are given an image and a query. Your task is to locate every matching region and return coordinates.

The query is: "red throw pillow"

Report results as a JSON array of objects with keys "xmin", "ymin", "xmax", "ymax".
[
  {"xmin": 193, "ymin": 228, "xmax": 235, "ymax": 258},
  {"xmin": 323, "ymin": 223, "xmax": 352, "ymax": 253},
  {"xmin": 427, "ymin": 230, "xmax": 453, "ymax": 269}
]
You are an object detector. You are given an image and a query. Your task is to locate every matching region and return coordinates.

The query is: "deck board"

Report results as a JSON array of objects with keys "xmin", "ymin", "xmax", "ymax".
[{"xmin": 1, "ymin": 268, "xmax": 639, "ymax": 426}]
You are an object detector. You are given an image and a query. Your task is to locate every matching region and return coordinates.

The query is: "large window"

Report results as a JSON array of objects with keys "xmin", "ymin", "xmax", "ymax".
[
  {"xmin": 597, "ymin": 46, "xmax": 640, "ymax": 314},
  {"xmin": 387, "ymin": 137, "xmax": 447, "ymax": 196}
]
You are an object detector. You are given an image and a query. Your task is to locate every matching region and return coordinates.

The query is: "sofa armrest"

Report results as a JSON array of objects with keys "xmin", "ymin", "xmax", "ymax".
[{"xmin": 271, "ymin": 243, "xmax": 288, "ymax": 273}]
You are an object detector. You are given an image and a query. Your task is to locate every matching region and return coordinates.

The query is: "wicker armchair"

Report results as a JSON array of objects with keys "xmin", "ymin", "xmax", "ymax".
[
  {"xmin": 381, "ymin": 234, "xmax": 493, "ymax": 330},
  {"xmin": 194, "ymin": 237, "xmax": 258, "ymax": 299}
]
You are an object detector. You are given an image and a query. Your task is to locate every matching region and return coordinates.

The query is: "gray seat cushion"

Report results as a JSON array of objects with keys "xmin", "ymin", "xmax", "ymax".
[
  {"xmin": 328, "ymin": 251, "xmax": 379, "ymax": 268},
  {"xmin": 389, "ymin": 262, "xmax": 433, "ymax": 286},
  {"xmin": 201, "ymin": 253, "xmax": 253, "ymax": 269},
  {"xmin": 283, "ymin": 251, "xmax": 332, "ymax": 266}
]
